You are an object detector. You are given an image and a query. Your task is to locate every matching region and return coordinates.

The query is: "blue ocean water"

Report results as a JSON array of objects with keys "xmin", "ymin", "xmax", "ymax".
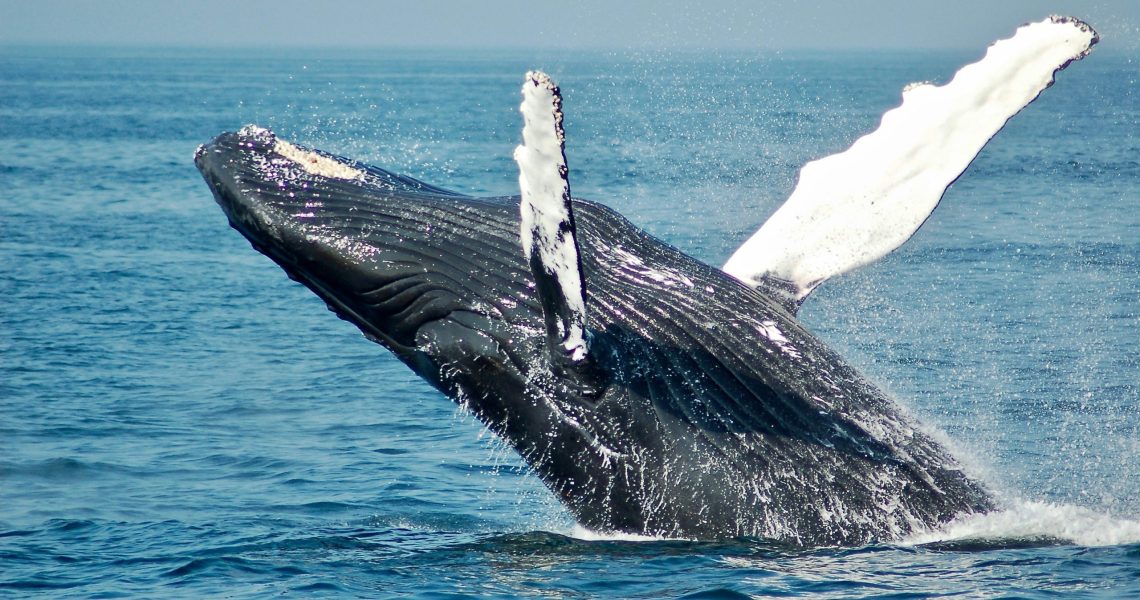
[{"xmin": 1, "ymin": 42, "xmax": 1137, "ymax": 597}]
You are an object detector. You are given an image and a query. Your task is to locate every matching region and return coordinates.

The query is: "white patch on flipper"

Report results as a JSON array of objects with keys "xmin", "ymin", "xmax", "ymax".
[
  {"xmin": 723, "ymin": 16, "xmax": 1097, "ymax": 307},
  {"xmin": 513, "ymin": 71, "xmax": 588, "ymax": 361}
]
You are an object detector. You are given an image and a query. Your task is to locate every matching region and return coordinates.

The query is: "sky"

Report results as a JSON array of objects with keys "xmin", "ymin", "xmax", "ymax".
[{"xmin": 0, "ymin": 0, "xmax": 1138, "ymax": 52}]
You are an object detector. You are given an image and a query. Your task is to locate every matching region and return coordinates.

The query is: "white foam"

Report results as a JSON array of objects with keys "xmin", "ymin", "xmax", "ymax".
[
  {"xmin": 569, "ymin": 525, "xmax": 673, "ymax": 542},
  {"xmin": 903, "ymin": 500, "xmax": 1140, "ymax": 547}
]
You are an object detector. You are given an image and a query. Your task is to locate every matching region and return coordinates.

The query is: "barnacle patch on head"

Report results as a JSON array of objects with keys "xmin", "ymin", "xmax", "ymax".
[{"xmin": 274, "ymin": 139, "xmax": 365, "ymax": 181}]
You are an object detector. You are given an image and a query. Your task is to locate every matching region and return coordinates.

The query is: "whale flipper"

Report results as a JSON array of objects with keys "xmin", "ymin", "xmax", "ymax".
[
  {"xmin": 513, "ymin": 71, "xmax": 595, "ymax": 378},
  {"xmin": 723, "ymin": 16, "xmax": 1098, "ymax": 311}
]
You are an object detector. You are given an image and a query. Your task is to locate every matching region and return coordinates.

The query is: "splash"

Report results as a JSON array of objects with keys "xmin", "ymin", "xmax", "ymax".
[
  {"xmin": 903, "ymin": 500, "xmax": 1140, "ymax": 547},
  {"xmin": 569, "ymin": 525, "xmax": 672, "ymax": 542}
]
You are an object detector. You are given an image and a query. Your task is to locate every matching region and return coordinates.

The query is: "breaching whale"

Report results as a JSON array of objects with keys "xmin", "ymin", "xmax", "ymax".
[{"xmin": 196, "ymin": 17, "xmax": 1097, "ymax": 545}]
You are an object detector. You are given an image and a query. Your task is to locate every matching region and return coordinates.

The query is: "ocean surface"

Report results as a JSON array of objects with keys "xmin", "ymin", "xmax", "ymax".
[{"xmin": 1, "ymin": 42, "xmax": 1137, "ymax": 598}]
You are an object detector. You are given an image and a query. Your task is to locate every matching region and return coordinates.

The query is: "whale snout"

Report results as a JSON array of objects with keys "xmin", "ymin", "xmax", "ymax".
[{"xmin": 195, "ymin": 126, "xmax": 364, "ymax": 259}]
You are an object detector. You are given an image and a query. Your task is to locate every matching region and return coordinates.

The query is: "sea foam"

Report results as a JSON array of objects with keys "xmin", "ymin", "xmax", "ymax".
[{"xmin": 903, "ymin": 500, "xmax": 1140, "ymax": 547}]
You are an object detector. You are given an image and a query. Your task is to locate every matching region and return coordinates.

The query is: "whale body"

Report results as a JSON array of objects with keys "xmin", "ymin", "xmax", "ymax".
[
  {"xmin": 196, "ymin": 127, "xmax": 992, "ymax": 545},
  {"xmin": 196, "ymin": 16, "xmax": 1097, "ymax": 545}
]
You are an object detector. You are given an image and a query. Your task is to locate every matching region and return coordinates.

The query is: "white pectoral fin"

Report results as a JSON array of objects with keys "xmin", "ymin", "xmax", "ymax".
[
  {"xmin": 723, "ymin": 16, "xmax": 1098, "ymax": 312},
  {"xmin": 514, "ymin": 70, "xmax": 590, "ymax": 363}
]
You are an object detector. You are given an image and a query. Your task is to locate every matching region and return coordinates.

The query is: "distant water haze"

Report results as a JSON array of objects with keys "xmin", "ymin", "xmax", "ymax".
[{"xmin": 1, "ymin": 0, "xmax": 1138, "ymax": 52}]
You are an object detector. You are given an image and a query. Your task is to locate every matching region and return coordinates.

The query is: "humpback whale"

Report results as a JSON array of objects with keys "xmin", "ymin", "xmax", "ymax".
[{"xmin": 196, "ymin": 17, "xmax": 1097, "ymax": 545}]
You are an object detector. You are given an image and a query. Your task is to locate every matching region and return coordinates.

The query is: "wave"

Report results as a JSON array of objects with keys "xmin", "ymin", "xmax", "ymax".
[
  {"xmin": 565, "ymin": 500, "xmax": 1140, "ymax": 550},
  {"xmin": 904, "ymin": 500, "xmax": 1140, "ymax": 548},
  {"xmin": 570, "ymin": 525, "xmax": 672, "ymax": 543}
]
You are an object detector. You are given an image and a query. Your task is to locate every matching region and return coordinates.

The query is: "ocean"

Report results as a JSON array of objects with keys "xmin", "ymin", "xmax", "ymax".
[{"xmin": 1, "ymin": 43, "xmax": 1137, "ymax": 598}]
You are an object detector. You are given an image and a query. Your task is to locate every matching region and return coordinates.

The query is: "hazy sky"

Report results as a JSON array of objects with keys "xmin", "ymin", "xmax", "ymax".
[{"xmin": 1, "ymin": 0, "xmax": 1138, "ymax": 51}]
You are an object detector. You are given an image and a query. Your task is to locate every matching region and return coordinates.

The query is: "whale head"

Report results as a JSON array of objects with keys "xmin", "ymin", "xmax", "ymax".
[{"xmin": 196, "ymin": 126, "xmax": 539, "ymax": 381}]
